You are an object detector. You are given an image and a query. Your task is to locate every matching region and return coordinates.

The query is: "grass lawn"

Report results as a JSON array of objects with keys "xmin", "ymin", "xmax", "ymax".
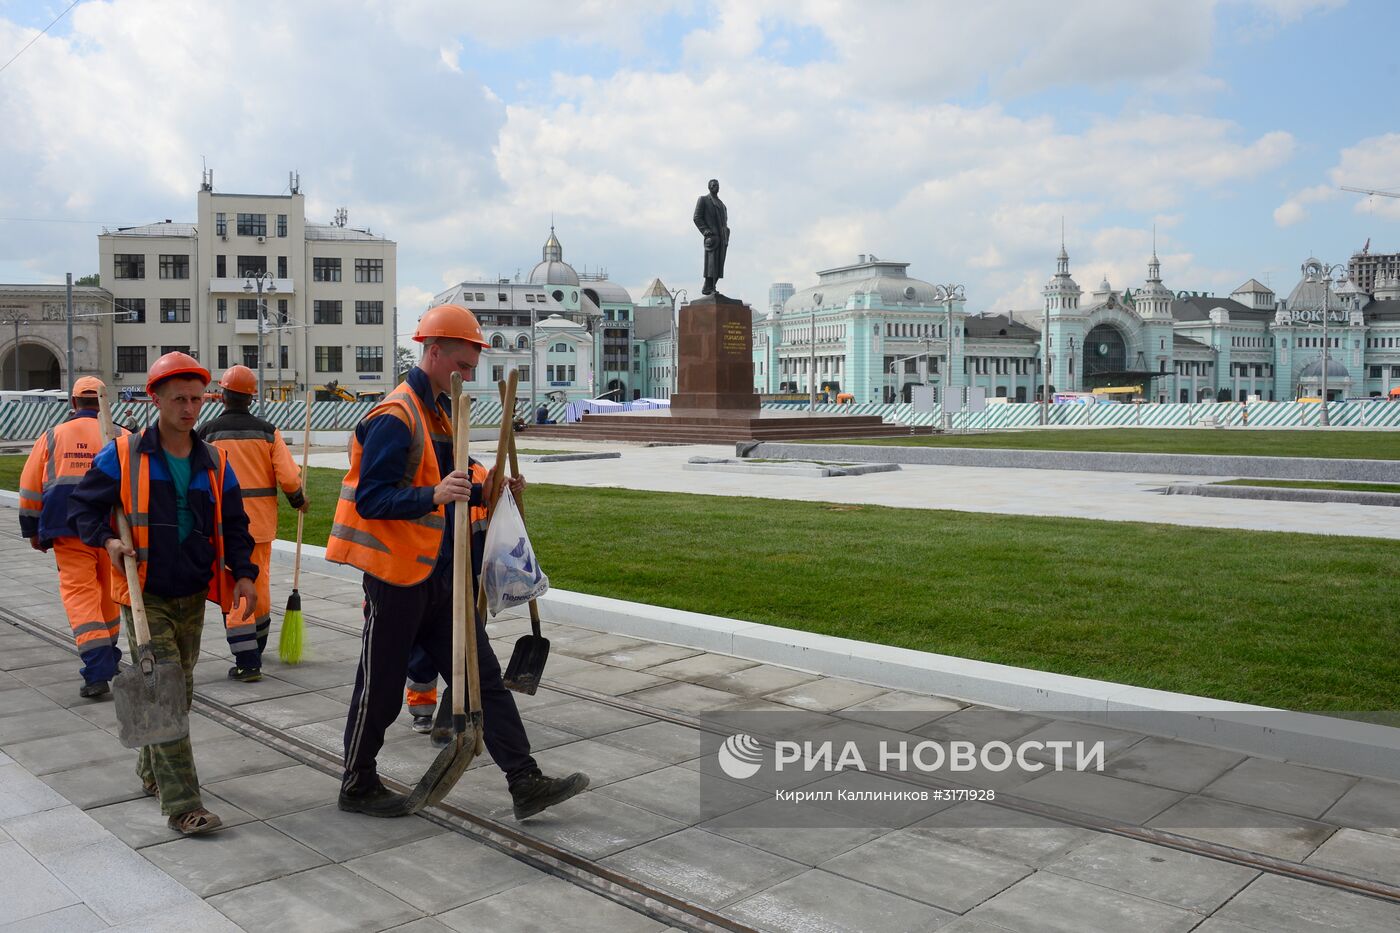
[
  {"xmin": 804, "ymin": 428, "xmax": 1400, "ymax": 460},
  {"xmin": 1214, "ymin": 478, "xmax": 1400, "ymax": 495},
  {"xmin": 3, "ymin": 455, "xmax": 1396, "ymax": 710}
]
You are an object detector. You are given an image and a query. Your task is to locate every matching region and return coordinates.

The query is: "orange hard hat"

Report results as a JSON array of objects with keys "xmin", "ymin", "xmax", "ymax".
[
  {"xmin": 71, "ymin": 376, "xmax": 104, "ymax": 398},
  {"xmin": 413, "ymin": 304, "xmax": 488, "ymax": 348},
  {"xmin": 146, "ymin": 351, "xmax": 210, "ymax": 394},
  {"xmin": 219, "ymin": 364, "xmax": 257, "ymax": 395}
]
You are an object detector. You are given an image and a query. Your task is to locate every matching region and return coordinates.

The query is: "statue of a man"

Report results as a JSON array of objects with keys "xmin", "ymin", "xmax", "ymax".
[{"xmin": 693, "ymin": 179, "xmax": 729, "ymax": 296}]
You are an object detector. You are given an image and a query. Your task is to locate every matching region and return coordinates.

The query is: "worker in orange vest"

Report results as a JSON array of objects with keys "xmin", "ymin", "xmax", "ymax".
[
  {"xmin": 18, "ymin": 377, "xmax": 129, "ymax": 697},
  {"xmin": 327, "ymin": 304, "xmax": 588, "ymax": 819},
  {"xmin": 202, "ymin": 365, "xmax": 308, "ymax": 681},
  {"xmin": 68, "ymin": 352, "xmax": 259, "ymax": 835}
]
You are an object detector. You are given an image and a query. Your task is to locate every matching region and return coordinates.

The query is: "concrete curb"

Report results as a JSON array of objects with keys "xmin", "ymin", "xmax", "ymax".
[
  {"xmin": 744, "ymin": 442, "xmax": 1400, "ymax": 482},
  {"xmin": 266, "ymin": 538, "xmax": 1400, "ymax": 781},
  {"xmin": 684, "ymin": 457, "xmax": 901, "ymax": 478},
  {"xmin": 1167, "ymin": 483, "xmax": 1400, "ymax": 507}
]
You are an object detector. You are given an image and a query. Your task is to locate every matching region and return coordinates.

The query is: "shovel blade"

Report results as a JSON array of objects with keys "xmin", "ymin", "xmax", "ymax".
[
  {"xmin": 502, "ymin": 635, "xmax": 550, "ymax": 696},
  {"xmin": 399, "ymin": 725, "xmax": 484, "ymax": 814},
  {"xmin": 111, "ymin": 660, "xmax": 189, "ymax": 749}
]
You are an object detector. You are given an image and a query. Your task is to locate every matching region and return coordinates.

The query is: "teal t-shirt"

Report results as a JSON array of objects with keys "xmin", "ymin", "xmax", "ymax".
[{"xmin": 161, "ymin": 450, "xmax": 194, "ymax": 542}]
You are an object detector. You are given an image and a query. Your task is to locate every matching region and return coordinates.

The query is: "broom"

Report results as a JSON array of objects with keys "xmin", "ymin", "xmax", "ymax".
[{"xmin": 278, "ymin": 390, "xmax": 314, "ymax": 663}]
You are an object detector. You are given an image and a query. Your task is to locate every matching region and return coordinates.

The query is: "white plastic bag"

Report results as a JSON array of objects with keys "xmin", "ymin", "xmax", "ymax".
[{"xmin": 481, "ymin": 488, "xmax": 549, "ymax": 616}]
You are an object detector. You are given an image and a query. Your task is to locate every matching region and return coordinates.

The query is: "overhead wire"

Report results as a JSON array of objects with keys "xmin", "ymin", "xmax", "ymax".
[{"xmin": 0, "ymin": 0, "xmax": 83, "ymax": 77}]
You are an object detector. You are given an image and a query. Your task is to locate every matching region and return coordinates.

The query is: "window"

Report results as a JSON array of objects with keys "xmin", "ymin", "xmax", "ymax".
[
  {"xmin": 216, "ymin": 298, "xmax": 227, "ymax": 323},
  {"xmin": 115, "ymin": 298, "xmax": 145, "ymax": 323},
  {"xmin": 237, "ymin": 299, "xmax": 260, "ymax": 320},
  {"xmin": 158, "ymin": 254, "xmax": 189, "ymax": 279},
  {"xmin": 216, "ymin": 255, "xmax": 226, "ymax": 277},
  {"xmin": 498, "ymin": 293, "xmax": 508, "ymax": 302},
  {"xmin": 159, "ymin": 298, "xmax": 190, "ymax": 323},
  {"xmin": 492, "ymin": 364, "xmax": 504, "ymax": 382},
  {"xmin": 1372, "ymin": 366, "xmax": 1384, "ymax": 379},
  {"xmin": 551, "ymin": 342, "xmax": 571, "ymax": 353},
  {"xmin": 355, "ymin": 300, "xmax": 383, "ymax": 324},
  {"xmin": 516, "ymin": 334, "xmax": 529, "ymax": 349},
  {"xmin": 277, "ymin": 299, "xmax": 288, "ymax": 324},
  {"xmin": 277, "ymin": 256, "xmax": 287, "ymax": 278},
  {"xmin": 159, "ymin": 345, "xmax": 190, "ymax": 356},
  {"xmin": 237, "ymin": 255, "xmax": 266, "ymax": 277},
  {"xmin": 354, "ymin": 258, "xmax": 384, "ymax": 283},
  {"xmin": 313, "ymin": 258, "xmax": 341, "ymax": 282},
  {"xmin": 491, "ymin": 333, "xmax": 505, "ymax": 349},
  {"xmin": 116, "ymin": 346, "xmax": 146, "ymax": 372},
  {"xmin": 314, "ymin": 300, "xmax": 342, "ymax": 324},
  {"xmin": 567, "ymin": 365, "xmax": 575, "ymax": 382},
  {"xmin": 242, "ymin": 345, "xmax": 259, "ymax": 367},
  {"xmin": 279, "ymin": 345, "xmax": 288, "ymax": 368},
  {"xmin": 315, "ymin": 346, "xmax": 342, "ymax": 372},
  {"xmin": 355, "ymin": 346, "xmax": 384, "ymax": 372},
  {"xmin": 236, "ymin": 213, "xmax": 267, "ymax": 237},
  {"xmin": 215, "ymin": 212, "xmax": 227, "ymax": 236},
  {"xmin": 277, "ymin": 214, "xmax": 287, "ymax": 237},
  {"xmin": 217, "ymin": 346, "xmax": 228, "ymax": 368},
  {"xmin": 113, "ymin": 254, "xmax": 144, "ymax": 279}
]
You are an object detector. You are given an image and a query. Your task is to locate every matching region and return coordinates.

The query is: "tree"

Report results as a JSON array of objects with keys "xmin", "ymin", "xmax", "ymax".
[
  {"xmin": 75, "ymin": 273, "xmax": 100, "ymax": 286},
  {"xmin": 395, "ymin": 344, "xmax": 416, "ymax": 379}
]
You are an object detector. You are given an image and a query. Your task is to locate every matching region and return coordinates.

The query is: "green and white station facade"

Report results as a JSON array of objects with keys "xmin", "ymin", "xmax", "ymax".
[{"xmin": 753, "ymin": 248, "xmax": 1400, "ymax": 405}]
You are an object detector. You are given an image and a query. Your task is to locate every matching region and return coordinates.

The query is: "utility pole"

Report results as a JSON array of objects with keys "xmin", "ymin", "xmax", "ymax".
[
  {"xmin": 809, "ymin": 307, "xmax": 817, "ymax": 411},
  {"xmin": 65, "ymin": 273, "xmax": 74, "ymax": 395}
]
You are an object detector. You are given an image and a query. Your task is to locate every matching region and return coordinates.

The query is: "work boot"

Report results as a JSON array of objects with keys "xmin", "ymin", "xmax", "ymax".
[
  {"xmin": 510, "ymin": 770, "xmax": 590, "ymax": 820},
  {"xmin": 411, "ymin": 714, "xmax": 433, "ymax": 734},
  {"xmin": 227, "ymin": 665, "xmax": 262, "ymax": 683},
  {"xmin": 79, "ymin": 680, "xmax": 110, "ymax": 699},
  {"xmin": 338, "ymin": 781, "xmax": 410, "ymax": 818}
]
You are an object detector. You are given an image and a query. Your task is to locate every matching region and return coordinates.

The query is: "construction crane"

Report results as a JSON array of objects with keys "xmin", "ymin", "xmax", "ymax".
[{"xmin": 1340, "ymin": 185, "xmax": 1400, "ymax": 199}]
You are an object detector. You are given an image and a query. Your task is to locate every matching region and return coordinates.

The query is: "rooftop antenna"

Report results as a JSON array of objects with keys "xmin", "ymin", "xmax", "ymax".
[{"xmin": 289, "ymin": 171, "xmax": 300, "ymax": 195}]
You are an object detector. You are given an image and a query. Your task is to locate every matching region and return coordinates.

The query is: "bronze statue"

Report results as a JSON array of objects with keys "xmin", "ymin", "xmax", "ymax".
[{"xmin": 693, "ymin": 179, "xmax": 729, "ymax": 296}]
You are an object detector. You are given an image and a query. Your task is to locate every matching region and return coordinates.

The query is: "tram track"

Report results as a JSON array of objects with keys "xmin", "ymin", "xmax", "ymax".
[{"xmin": 5, "ymin": 590, "xmax": 1400, "ymax": 917}]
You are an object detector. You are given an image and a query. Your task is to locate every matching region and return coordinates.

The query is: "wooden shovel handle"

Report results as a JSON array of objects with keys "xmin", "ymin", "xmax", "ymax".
[
  {"xmin": 293, "ymin": 389, "xmax": 313, "ymax": 589},
  {"xmin": 96, "ymin": 388, "xmax": 153, "ymax": 653},
  {"xmin": 502, "ymin": 389, "xmax": 544, "ymax": 634},
  {"xmin": 475, "ymin": 371, "xmax": 519, "ymax": 620}
]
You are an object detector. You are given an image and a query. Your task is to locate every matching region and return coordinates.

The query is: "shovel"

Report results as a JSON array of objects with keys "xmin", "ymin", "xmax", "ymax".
[
  {"xmin": 96, "ymin": 387, "xmax": 189, "ymax": 750},
  {"xmin": 475, "ymin": 372, "xmax": 520, "ymax": 624},
  {"xmin": 498, "ymin": 384, "xmax": 550, "ymax": 695},
  {"xmin": 400, "ymin": 373, "xmax": 484, "ymax": 814}
]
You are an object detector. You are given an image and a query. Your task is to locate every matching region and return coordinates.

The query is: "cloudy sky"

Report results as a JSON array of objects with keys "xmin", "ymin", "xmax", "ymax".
[{"xmin": 1, "ymin": 0, "xmax": 1398, "ymax": 334}]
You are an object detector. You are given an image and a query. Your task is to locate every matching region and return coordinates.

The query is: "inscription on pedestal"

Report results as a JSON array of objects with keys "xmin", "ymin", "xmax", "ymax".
[{"xmin": 672, "ymin": 296, "xmax": 760, "ymax": 416}]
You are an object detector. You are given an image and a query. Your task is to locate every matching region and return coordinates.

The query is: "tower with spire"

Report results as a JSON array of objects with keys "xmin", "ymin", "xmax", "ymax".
[{"xmin": 1043, "ymin": 233, "xmax": 1084, "ymax": 391}]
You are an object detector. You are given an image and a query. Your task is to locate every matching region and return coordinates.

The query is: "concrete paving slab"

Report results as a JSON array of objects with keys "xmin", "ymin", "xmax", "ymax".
[
  {"xmin": 1301, "ymin": 827, "xmax": 1400, "ymax": 882},
  {"xmin": 563, "ymin": 632, "xmax": 651, "ymax": 658},
  {"xmin": 3, "ymin": 730, "xmax": 130, "ymax": 777},
  {"xmin": 1104, "ymin": 736, "xmax": 1247, "ymax": 793},
  {"xmin": 203, "ymin": 763, "xmax": 342, "ymax": 819},
  {"xmin": 833, "ymin": 689, "xmax": 964, "ymax": 731},
  {"xmin": 626, "ymin": 681, "xmax": 756, "ymax": 714},
  {"xmin": 208, "ymin": 863, "xmax": 421, "ymax": 933},
  {"xmin": 594, "ymin": 764, "xmax": 767, "ymax": 824},
  {"xmin": 913, "ymin": 707, "xmax": 1051, "ymax": 744},
  {"xmin": 698, "ymin": 664, "xmax": 822, "ymax": 699},
  {"xmin": 822, "ymin": 829, "xmax": 1032, "ymax": 913},
  {"xmin": 7, "ymin": 661, "xmax": 84, "ymax": 689},
  {"xmin": 1013, "ymin": 720, "xmax": 1146, "ymax": 766},
  {"xmin": 143, "ymin": 821, "xmax": 330, "ymax": 898},
  {"xmin": 192, "ymin": 733, "xmax": 298, "ymax": 783},
  {"xmin": 518, "ymin": 698, "xmax": 654, "ymax": 738},
  {"xmin": 532, "ymin": 737, "xmax": 672, "ymax": 789},
  {"xmin": 592, "ymin": 720, "xmax": 707, "ymax": 765},
  {"xmin": 1203, "ymin": 757, "xmax": 1358, "ymax": 819},
  {"xmin": 1043, "ymin": 833, "xmax": 1257, "ymax": 912},
  {"xmin": 798, "ymin": 770, "xmax": 958, "ymax": 828},
  {"xmin": 0, "ymin": 707, "xmax": 94, "ymax": 745},
  {"xmin": 589, "ymin": 642, "xmax": 703, "ymax": 671},
  {"xmin": 0, "ymin": 840, "xmax": 80, "ymax": 925},
  {"xmin": 0, "ymin": 646, "xmax": 72, "ymax": 671},
  {"xmin": 195, "ymin": 673, "xmax": 306, "ymax": 706},
  {"xmin": 725, "ymin": 867, "xmax": 957, "ymax": 933},
  {"xmin": 104, "ymin": 898, "xmax": 244, "ymax": 933},
  {"xmin": 237, "ymin": 691, "xmax": 348, "ymax": 730},
  {"xmin": 763, "ymin": 676, "xmax": 888, "ymax": 713},
  {"xmin": 910, "ymin": 802, "xmax": 1097, "ymax": 868},
  {"xmin": 516, "ymin": 792, "xmax": 687, "ymax": 859},
  {"xmin": 0, "ymin": 903, "xmax": 107, "ymax": 933},
  {"xmin": 1147, "ymin": 795, "xmax": 1335, "ymax": 861},
  {"xmin": 0, "ymin": 687, "xmax": 61, "ymax": 717},
  {"xmin": 37, "ymin": 759, "xmax": 145, "ymax": 811},
  {"xmin": 1, "ymin": 804, "xmax": 118, "ymax": 858},
  {"xmin": 965, "ymin": 871, "xmax": 1200, "ymax": 933},
  {"xmin": 1212, "ymin": 873, "xmax": 1400, "ymax": 932},
  {"xmin": 87, "ymin": 791, "xmax": 255, "ymax": 849},
  {"xmin": 601, "ymin": 827, "xmax": 807, "ymax": 909},
  {"xmin": 1015, "ymin": 770, "xmax": 1183, "ymax": 825},
  {"xmin": 256, "ymin": 659, "xmax": 359, "ymax": 691},
  {"xmin": 700, "ymin": 798, "xmax": 888, "ymax": 865},
  {"xmin": 269, "ymin": 802, "xmax": 445, "ymax": 862},
  {"xmin": 1322, "ymin": 779, "xmax": 1400, "ymax": 838},
  {"xmin": 549, "ymin": 664, "xmax": 670, "ymax": 696},
  {"xmin": 42, "ymin": 837, "xmax": 203, "ymax": 924},
  {"xmin": 641, "ymin": 652, "xmax": 759, "ymax": 681},
  {"xmin": 343, "ymin": 832, "xmax": 539, "ymax": 915},
  {"xmin": 383, "ymin": 920, "xmax": 453, "ymax": 933},
  {"xmin": 437, "ymin": 875, "xmax": 668, "ymax": 933}
]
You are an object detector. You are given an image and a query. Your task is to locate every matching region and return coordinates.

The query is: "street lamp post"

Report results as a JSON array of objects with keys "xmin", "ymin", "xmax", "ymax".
[
  {"xmin": 2, "ymin": 311, "xmax": 28, "ymax": 390},
  {"xmin": 934, "ymin": 283, "xmax": 965, "ymax": 432},
  {"xmin": 667, "ymin": 287, "xmax": 688, "ymax": 398},
  {"xmin": 243, "ymin": 272, "xmax": 277, "ymax": 415},
  {"xmin": 1305, "ymin": 261, "xmax": 1347, "ymax": 427},
  {"xmin": 1041, "ymin": 324, "xmax": 1051, "ymax": 425}
]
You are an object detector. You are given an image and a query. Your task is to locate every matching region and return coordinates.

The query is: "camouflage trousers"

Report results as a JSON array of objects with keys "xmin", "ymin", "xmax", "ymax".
[{"xmin": 122, "ymin": 590, "xmax": 206, "ymax": 816}]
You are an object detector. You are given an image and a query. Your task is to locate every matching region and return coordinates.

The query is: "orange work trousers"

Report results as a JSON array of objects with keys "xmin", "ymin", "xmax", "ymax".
[{"xmin": 53, "ymin": 537, "xmax": 122, "ymax": 684}]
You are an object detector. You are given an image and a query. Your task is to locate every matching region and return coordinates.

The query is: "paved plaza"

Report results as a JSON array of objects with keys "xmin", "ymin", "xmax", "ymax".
[{"xmin": 2, "ymin": 498, "xmax": 1399, "ymax": 931}]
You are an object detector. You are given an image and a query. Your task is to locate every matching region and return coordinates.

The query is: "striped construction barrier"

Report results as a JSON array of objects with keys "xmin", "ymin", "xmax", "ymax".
[{"xmin": 0, "ymin": 397, "xmax": 571, "ymax": 442}]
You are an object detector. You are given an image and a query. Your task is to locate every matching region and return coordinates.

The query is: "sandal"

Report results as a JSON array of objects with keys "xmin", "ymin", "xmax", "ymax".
[
  {"xmin": 142, "ymin": 780, "xmax": 159, "ymax": 797},
  {"xmin": 167, "ymin": 808, "xmax": 224, "ymax": 836}
]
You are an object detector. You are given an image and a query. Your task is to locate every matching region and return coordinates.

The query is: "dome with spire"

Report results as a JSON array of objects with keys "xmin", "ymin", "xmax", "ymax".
[
  {"xmin": 528, "ymin": 226, "xmax": 580, "ymax": 286},
  {"xmin": 1284, "ymin": 257, "xmax": 1346, "ymax": 313}
]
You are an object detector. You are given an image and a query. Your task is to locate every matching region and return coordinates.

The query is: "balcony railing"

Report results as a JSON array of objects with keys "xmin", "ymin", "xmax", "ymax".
[{"xmin": 208, "ymin": 277, "xmax": 294, "ymax": 294}]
